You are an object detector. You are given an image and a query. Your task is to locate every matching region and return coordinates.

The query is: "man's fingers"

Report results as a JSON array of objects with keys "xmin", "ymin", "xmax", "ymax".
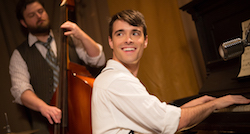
[
  {"xmin": 51, "ymin": 109, "xmax": 62, "ymax": 123},
  {"xmin": 64, "ymin": 31, "xmax": 73, "ymax": 36},
  {"xmin": 45, "ymin": 114, "xmax": 54, "ymax": 124}
]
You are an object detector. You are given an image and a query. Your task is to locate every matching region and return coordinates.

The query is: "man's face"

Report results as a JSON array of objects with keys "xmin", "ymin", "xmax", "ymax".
[
  {"xmin": 20, "ymin": 1, "xmax": 50, "ymax": 35},
  {"xmin": 109, "ymin": 20, "xmax": 148, "ymax": 66}
]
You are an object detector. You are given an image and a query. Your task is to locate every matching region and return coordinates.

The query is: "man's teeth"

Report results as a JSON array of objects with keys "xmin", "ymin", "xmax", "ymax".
[{"xmin": 123, "ymin": 48, "xmax": 135, "ymax": 51}]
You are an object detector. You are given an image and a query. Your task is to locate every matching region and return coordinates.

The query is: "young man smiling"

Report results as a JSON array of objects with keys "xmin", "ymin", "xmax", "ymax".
[
  {"xmin": 109, "ymin": 17, "xmax": 147, "ymax": 76},
  {"xmin": 91, "ymin": 10, "xmax": 250, "ymax": 134}
]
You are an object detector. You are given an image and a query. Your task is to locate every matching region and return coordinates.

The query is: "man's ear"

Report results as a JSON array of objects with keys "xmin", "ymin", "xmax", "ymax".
[
  {"xmin": 20, "ymin": 19, "xmax": 27, "ymax": 28},
  {"xmin": 144, "ymin": 35, "xmax": 148, "ymax": 48},
  {"xmin": 108, "ymin": 36, "xmax": 114, "ymax": 49}
]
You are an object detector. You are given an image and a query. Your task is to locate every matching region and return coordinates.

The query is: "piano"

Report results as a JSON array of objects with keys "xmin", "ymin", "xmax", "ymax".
[
  {"xmin": 172, "ymin": 58, "xmax": 250, "ymax": 133},
  {"xmin": 171, "ymin": 0, "xmax": 250, "ymax": 133}
]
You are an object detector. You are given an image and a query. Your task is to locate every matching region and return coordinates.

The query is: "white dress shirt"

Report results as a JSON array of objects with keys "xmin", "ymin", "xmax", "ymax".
[
  {"xmin": 9, "ymin": 31, "xmax": 105, "ymax": 104},
  {"xmin": 92, "ymin": 60, "xmax": 181, "ymax": 134}
]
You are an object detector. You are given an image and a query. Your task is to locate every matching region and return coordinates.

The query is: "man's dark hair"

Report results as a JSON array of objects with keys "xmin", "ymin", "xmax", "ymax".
[
  {"xmin": 109, "ymin": 10, "xmax": 147, "ymax": 39},
  {"xmin": 16, "ymin": 0, "xmax": 44, "ymax": 21}
]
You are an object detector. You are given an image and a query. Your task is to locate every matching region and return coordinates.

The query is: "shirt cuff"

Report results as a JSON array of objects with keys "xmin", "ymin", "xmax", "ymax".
[{"xmin": 75, "ymin": 43, "xmax": 105, "ymax": 67}]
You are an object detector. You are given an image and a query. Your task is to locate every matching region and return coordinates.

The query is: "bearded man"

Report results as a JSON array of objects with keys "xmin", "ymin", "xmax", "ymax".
[{"xmin": 9, "ymin": 0, "xmax": 105, "ymax": 133}]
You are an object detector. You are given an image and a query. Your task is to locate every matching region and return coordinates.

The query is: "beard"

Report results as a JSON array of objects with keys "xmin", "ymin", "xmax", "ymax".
[{"xmin": 27, "ymin": 19, "xmax": 51, "ymax": 35}]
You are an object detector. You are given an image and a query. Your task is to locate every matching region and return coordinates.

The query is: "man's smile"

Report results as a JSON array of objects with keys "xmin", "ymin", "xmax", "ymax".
[{"xmin": 122, "ymin": 47, "xmax": 136, "ymax": 52}]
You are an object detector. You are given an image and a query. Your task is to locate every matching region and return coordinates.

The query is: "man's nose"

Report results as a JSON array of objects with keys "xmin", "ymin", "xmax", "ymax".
[
  {"xmin": 125, "ymin": 35, "xmax": 133, "ymax": 44},
  {"xmin": 35, "ymin": 12, "xmax": 42, "ymax": 18}
]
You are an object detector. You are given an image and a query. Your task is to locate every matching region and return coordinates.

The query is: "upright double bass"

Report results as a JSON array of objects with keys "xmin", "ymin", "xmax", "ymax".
[{"xmin": 50, "ymin": 0, "xmax": 94, "ymax": 133}]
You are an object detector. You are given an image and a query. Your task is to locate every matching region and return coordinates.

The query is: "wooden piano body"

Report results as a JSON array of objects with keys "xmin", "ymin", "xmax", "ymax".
[{"xmin": 173, "ymin": 0, "xmax": 250, "ymax": 133}]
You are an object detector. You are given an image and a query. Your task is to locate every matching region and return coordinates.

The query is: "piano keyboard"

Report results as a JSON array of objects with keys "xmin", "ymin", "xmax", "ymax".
[{"xmin": 214, "ymin": 104, "xmax": 250, "ymax": 113}]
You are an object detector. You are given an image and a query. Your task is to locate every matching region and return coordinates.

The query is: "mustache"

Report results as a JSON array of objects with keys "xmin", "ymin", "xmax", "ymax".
[{"xmin": 36, "ymin": 19, "xmax": 45, "ymax": 25}]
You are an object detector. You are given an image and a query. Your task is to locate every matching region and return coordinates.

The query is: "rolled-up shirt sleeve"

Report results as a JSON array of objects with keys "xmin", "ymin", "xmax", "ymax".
[
  {"xmin": 75, "ymin": 43, "xmax": 105, "ymax": 67},
  {"xmin": 107, "ymin": 78, "xmax": 181, "ymax": 133},
  {"xmin": 9, "ymin": 49, "xmax": 34, "ymax": 105}
]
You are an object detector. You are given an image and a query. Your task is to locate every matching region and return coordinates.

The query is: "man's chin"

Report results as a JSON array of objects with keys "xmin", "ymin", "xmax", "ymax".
[
  {"xmin": 30, "ymin": 29, "xmax": 50, "ymax": 35},
  {"xmin": 29, "ymin": 26, "xmax": 50, "ymax": 35},
  {"xmin": 27, "ymin": 21, "xmax": 51, "ymax": 35}
]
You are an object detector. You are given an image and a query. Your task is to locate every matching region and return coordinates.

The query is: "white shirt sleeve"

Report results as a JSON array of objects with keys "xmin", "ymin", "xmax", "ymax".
[
  {"xmin": 9, "ymin": 49, "xmax": 34, "ymax": 105},
  {"xmin": 107, "ymin": 77, "xmax": 181, "ymax": 133},
  {"xmin": 75, "ymin": 43, "xmax": 105, "ymax": 67}
]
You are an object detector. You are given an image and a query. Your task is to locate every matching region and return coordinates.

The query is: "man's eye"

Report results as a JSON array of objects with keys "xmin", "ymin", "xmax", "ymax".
[
  {"xmin": 133, "ymin": 32, "xmax": 140, "ymax": 36},
  {"xmin": 38, "ymin": 9, "xmax": 44, "ymax": 14},
  {"xmin": 28, "ymin": 13, "xmax": 35, "ymax": 18},
  {"xmin": 116, "ymin": 33, "xmax": 123, "ymax": 36}
]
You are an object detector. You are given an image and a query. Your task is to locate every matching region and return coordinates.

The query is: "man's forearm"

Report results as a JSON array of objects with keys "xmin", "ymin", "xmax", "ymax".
[
  {"xmin": 178, "ymin": 100, "xmax": 216, "ymax": 130},
  {"xmin": 21, "ymin": 90, "xmax": 47, "ymax": 112}
]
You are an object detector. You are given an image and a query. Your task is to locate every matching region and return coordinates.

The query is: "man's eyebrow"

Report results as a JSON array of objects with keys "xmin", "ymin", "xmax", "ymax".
[
  {"xmin": 26, "ymin": 8, "xmax": 44, "ymax": 15},
  {"xmin": 114, "ymin": 29, "xmax": 141, "ymax": 35},
  {"xmin": 114, "ymin": 29, "xmax": 124, "ymax": 35},
  {"xmin": 132, "ymin": 29, "xmax": 141, "ymax": 32}
]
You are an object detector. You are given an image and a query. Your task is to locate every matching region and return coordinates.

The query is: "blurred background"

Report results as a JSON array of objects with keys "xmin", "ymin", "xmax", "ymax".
[{"xmin": 0, "ymin": 0, "xmax": 206, "ymax": 133}]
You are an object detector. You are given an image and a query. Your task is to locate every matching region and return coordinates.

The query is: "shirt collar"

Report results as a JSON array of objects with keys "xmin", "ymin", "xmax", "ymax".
[
  {"xmin": 103, "ymin": 59, "xmax": 134, "ymax": 76},
  {"xmin": 28, "ymin": 30, "xmax": 54, "ymax": 47}
]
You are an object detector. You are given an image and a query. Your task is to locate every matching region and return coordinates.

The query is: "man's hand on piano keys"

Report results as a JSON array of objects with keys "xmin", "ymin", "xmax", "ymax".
[
  {"xmin": 177, "ymin": 95, "xmax": 250, "ymax": 131},
  {"xmin": 212, "ymin": 95, "xmax": 250, "ymax": 110},
  {"xmin": 180, "ymin": 95, "xmax": 216, "ymax": 108}
]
